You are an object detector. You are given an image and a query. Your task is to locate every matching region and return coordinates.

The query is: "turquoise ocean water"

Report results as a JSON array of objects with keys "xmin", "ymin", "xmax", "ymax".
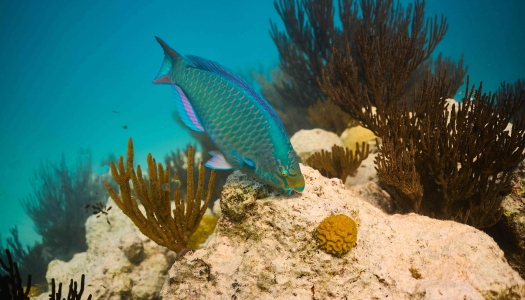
[{"xmin": 0, "ymin": 0, "xmax": 524, "ymax": 249}]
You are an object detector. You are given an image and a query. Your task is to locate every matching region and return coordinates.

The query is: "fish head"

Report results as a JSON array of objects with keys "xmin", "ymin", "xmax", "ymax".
[{"xmin": 274, "ymin": 160, "xmax": 305, "ymax": 195}]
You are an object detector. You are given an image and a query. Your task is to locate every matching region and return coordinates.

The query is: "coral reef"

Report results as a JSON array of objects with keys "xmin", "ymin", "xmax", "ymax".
[
  {"xmin": 18, "ymin": 150, "xmax": 106, "ymax": 283},
  {"xmin": 187, "ymin": 214, "xmax": 218, "ymax": 249},
  {"xmin": 290, "ymin": 128, "xmax": 344, "ymax": 163},
  {"xmin": 316, "ymin": 214, "xmax": 358, "ymax": 256},
  {"xmin": 485, "ymin": 160, "xmax": 525, "ymax": 279},
  {"xmin": 170, "ymin": 112, "xmax": 232, "ymax": 200},
  {"xmin": 34, "ymin": 196, "xmax": 179, "ymax": 300},
  {"xmin": 270, "ymin": 0, "xmax": 466, "ymax": 112},
  {"xmin": 306, "ymin": 98, "xmax": 357, "ymax": 135},
  {"xmin": 160, "ymin": 165, "xmax": 525, "ymax": 299},
  {"xmin": 497, "ymin": 78, "xmax": 525, "ymax": 122},
  {"xmin": 252, "ymin": 66, "xmax": 313, "ymax": 134},
  {"xmin": 164, "ymin": 143, "xmax": 199, "ymax": 200},
  {"xmin": 340, "ymin": 125, "xmax": 377, "ymax": 153},
  {"xmin": 321, "ymin": 29, "xmax": 525, "ymax": 228},
  {"xmin": 104, "ymin": 138, "xmax": 216, "ymax": 257},
  {"xmin": 48, "ymin": 274, "xmax": 91, "ymax": 300},
  {"xmin": 0, "ymin": 249, "xmax": 31, "ymax": 300},
  {"xmin": 306, "ymin": 143, "xmax": 369, "ymax": 183}
]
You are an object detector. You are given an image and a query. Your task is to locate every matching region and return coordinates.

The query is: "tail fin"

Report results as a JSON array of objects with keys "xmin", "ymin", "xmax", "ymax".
[{"xmin": 153, "ymin": 36, "xmax": 181, "ymax": 84}]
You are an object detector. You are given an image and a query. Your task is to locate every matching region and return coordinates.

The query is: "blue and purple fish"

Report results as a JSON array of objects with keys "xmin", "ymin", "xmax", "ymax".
[{"xmin": 153, "ymin": 37, "xmax": 305, "ymax": 194}]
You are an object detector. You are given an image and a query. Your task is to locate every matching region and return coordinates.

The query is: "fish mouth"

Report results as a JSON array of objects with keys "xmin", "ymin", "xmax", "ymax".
[
  {"xmin": 281, "ymin": 185, "xmax": 304, "ymax": 195},
  {"xmin": 293, "ymin": 185, "xmax": 305, "ymax": 192}
]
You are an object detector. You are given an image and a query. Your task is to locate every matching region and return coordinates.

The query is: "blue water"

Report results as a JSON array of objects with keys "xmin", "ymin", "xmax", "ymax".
[{"xmin": 0, "ymin": 0, "xmax": 523, "ymax": 248}]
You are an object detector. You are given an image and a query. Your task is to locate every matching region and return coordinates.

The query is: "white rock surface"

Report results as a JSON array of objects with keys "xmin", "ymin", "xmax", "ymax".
[
  {"xmin": 290, "ymin": 128, "xmax": 344, "ymax": 163},
  {"xmin": 160, "ymin": 165, "xmax": 525, "ymax": 300},
  {"xmin": 35, "ymin": 198, "xmax": 177, "ymax": 300}
]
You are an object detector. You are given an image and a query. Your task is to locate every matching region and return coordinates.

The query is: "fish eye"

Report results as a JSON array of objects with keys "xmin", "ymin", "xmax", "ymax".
[{"xmin": 281, "ymin": 170, "xmax": 289, "ymax": 177}]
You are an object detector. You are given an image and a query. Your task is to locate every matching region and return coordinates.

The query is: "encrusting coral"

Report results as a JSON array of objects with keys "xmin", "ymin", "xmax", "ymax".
[
  {"xmin": 316, "ymin": 214, "xmax": 358, "ymax": 256},
  {"xmin": 103, "ymin": 138, "xmax": 216, "ymax": 258},
  {"xmin": 306, "ymin": 143, "xmax": 369, "ymax": 184},
  {"xmin": 187, "ymin": 214, "xmax": 218, "ymax": 249}
]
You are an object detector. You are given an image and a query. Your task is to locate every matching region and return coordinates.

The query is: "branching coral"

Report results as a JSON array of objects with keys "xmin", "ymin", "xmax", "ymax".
[
  {"xmin": 18, "ymin": 150, "xmax": 105, "ymax": 283},
  {"xmin": 498, "ymin": 78, "xmax": 525, "ymax": 122},
  {"xmin": 0, "ymin": 227, "xmax": 47, "ymax": 285},
  {"xmin": 170, "ymin": 112, "xmax": 232, "ymax": 199},
  {"xmin": 0, "ymin": 249, "xmax": 31, "ymax": 300},
  {"xmin": 326, "ymin": 69, "xmax": 525, "ymax": 228},
  {"xmin": 270, "ymin": 0, "xmax": 466, "ymax": 113},
  {"xmin": 164, "ymin": 143, "xmax": 199, "ymax": 200},
  {"xmin": 306, "ymin": 98, "xmax": 359, "ymax": 135},
  {"xmin": 252, "ymin": 66, "xmax": 314, "ymax": 134},
  {"xmin": 48, "ymin": 274, "xmax": 92, "ymax": 300},
  {"xmin": 306, "ymin": 143, "xmax": 369, "ymax": 183},
  {"xmin": 104, "ymin": 138, "xmax": 216, "ymax": 257}
]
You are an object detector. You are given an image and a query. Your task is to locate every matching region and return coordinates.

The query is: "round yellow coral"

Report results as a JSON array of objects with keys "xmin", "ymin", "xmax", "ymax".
[
  {"xmin": 187, "ymin": 214, "xmax": 218, "ymax": 249},
  {"xmin": 316, "ymin": 214, "xmax": 357, "ymax": 256}
]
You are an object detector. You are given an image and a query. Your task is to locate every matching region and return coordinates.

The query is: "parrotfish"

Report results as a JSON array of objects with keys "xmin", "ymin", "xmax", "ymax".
[{"xmin": 153, "ymin": 37, "xmax": 305, "ymax": 194}]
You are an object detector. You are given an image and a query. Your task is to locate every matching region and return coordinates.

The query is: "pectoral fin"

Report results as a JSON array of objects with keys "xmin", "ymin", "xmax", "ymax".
[{"xmin": 205, "ymin": 151, "xmax": 234, "ymax": 170}]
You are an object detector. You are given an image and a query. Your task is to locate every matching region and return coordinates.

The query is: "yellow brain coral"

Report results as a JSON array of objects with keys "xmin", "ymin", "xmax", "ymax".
[{"xmin": 316, "ymin": 214, "xmax": 357, "ymax": 256}]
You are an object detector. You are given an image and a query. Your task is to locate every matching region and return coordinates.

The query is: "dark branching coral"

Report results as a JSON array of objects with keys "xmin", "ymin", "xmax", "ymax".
[
  {"xmin": 320, "ymin": 26, "xmax": 449, "ymax": 137},
  {"xmin": 270, "ymin": 0, "xmax": 466, "ymax": 123},
  {"xmin": 306, "ymin": 143, "xmax": 369, "ymax": 183},
  {"xmin": 498, "ymin": 78, "xmax": 525, "ymax": 122},
  {"xmin": 19, "ymin": 150, "xmax": 106, "ymax": 280},
  {"xmin": 0, "ymin": 227, "xmax": 29, "ymax": 274},
  {"xmin": 0, "ymin": 226, "xmax": 47, "ymax": 284},
  {"xmin": 416, "ymin": 53, "xmax": 468, "ymax": 99},
  {"xmin": 252, "ymin": 66, "xmax": 314, "ymax": 134},
  {"xmin": 336, "ymin": 71, "xmax": 525, "ymax": 228},
  {"xmin": 318, "ymin": 3, "xmax": 523, "ymax": 228},
  {"xmin": 1, "ymin": 248, "xmax": 92, "ymax": 299},
  {"xmin": 0, "ymin": 249, "xmax": 31, "ymax": 300},
  {"xmin": 306, "ymin": 98, "xmax": 359, "ymax": 135},
  {"xmin": 271, "ymin": 0, "xmax": 340, "ymax": 108},
  {"xmin": 104, "ymin": 138, "xmax": 216, "ymax": 258},
  {"xmin": 48, "ymin": 274, "xmax": 91, "ymax": 300}
]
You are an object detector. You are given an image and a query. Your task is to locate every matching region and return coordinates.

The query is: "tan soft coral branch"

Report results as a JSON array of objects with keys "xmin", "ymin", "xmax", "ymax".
[{"xmin": 103, "ymin": 138, "xmax": 216, "ymax": 258}]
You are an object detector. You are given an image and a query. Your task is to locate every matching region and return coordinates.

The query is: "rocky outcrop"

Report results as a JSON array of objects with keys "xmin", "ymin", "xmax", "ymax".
[
  {"xmin": 160, "ymin": 165, "xmax": 525, "ymax": 299},
  {"xmin": 290, "ymin": 128, "xmax": 344, "ymax": 162},
  {"xmin": 35, "ymin": 198, "xmax": 177, "ymax": 300}
]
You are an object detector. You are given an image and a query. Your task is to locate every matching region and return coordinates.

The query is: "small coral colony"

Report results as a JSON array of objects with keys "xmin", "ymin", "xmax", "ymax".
[{"xmin": 2, "ymin": 0, "xmax": 524, "ymax": 298}]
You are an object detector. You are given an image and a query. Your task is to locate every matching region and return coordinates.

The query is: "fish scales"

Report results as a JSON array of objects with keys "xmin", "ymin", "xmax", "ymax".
[{"xmin": 153, "ymin": 37, "xmax": 305, "ymax": 194}]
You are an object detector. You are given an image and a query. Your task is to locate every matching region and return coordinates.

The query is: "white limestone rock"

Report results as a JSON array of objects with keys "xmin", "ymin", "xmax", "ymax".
[
  {"xmin": 35, "ymin": 198, "xmax": 176, "ymax": 300},
  {"xmin": 290, "ymin": 128, "xmax": 344, "ymax": 163},
  {"xmin": 160, "ymin": 165, "xmax": 525, "ymax": 299}
]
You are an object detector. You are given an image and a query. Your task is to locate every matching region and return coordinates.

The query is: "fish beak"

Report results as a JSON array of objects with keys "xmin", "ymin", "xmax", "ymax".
[
  {"xmin": 294, "ymin": 185, "xmax": 305, "ymax": 192},
  {"xmin": 281, "ymin": 185, "xmax": 304, "ymax": 195}
]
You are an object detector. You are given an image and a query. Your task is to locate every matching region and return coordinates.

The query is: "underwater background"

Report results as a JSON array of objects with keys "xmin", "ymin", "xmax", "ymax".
[{"xmin": 0, "ymin": 0, "xmax": 524, "ymax": 256}]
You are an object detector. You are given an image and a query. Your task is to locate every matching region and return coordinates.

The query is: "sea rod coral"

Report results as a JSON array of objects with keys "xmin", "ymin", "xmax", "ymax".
[{"xmin": 104, "ymin": 138, "xmax": 216, "ymax": 257}]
